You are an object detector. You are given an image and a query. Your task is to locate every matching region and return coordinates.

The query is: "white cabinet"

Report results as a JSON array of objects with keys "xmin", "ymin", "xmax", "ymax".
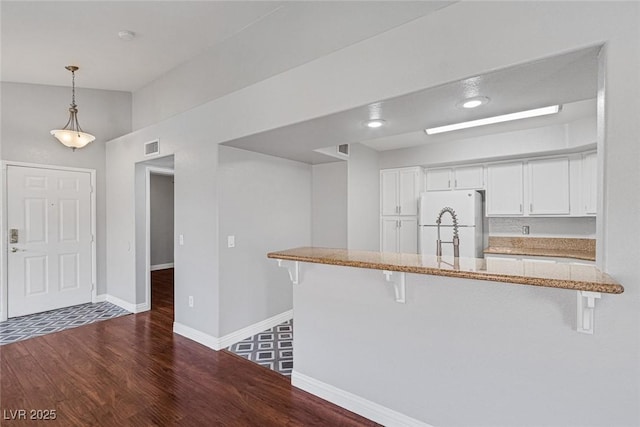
[
  {"xmin": 425, "ymin": 165, "xmax": 484, "ymax": 191},
  {"xmin": 381, "ymin": 170, "xmax": 399, "ymax": 216},
  {"xmin": 528, "ymin": 157, "xmax": 570, "ymax": 215},
  {"xmin": 425, "ymin": 168, "xmax": 451, "ymax": 191},
  {"xmin": 381, "ymin": 217, "xmax": 418, "ymax": 253},
  {"xmin": 399, "ymin": 169, "xmax": 420, "ymax": 215},
  {"xmin": 582, "ymin": 151, "xmax": 597, "ymax": 215},
  {"xmin": 486, "ymin": 162, "xmax": 524, "ymax": 216},
  {"xmin": 454, "ymin": 165, "xmax": 484, "ymax": 189},
  {"xmin": 380, "ymin": 167, "xmax": 422, "ymax": 253},
  {"xmin": 380, "ymin": 167, "xmax": 421, "ymax": 216}
]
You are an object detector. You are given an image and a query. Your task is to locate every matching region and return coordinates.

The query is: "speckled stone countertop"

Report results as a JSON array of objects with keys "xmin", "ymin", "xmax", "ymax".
[
  {"xmin": 484, "ymin": 237, "xmax": 596, "ymax": 261},
  {"xmin": 268, "ymin": 247, "xmax": 623, "ymax": 294}
]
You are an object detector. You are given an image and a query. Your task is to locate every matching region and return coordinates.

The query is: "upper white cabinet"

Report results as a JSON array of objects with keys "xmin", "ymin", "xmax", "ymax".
[
  {"xmin": 528, "ymin": 157, "xmax": 570, "ymax": 215},
  {"xmin": 582, "ymin": 151, "xmax": 597, "ymax": 215},
  {"xmin": 486, "ymin": 162, "xmax": 524, "ymax": 216},
  {"xmin": 425, "ymin": 168, "xmax": 451, "ymax": 191},
  {"xmin": 380, "ymin": 167, "xmax": 422, "ymax": 216},
  {"xmin": 425, "ymin": 165, "xmax": 484, "ymax": 191},
  {"xmin": 381, "ymin": 170, "xmax": 399, "ymax": 216},
  {"xmin": 454, "ymin": 165, "xmax": 484, "ymax": 189}
]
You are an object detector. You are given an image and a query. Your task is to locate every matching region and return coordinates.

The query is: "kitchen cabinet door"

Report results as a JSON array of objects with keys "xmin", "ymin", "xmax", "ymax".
[
  {"xmin": 486, "ymin": 162, "xmax": 524, "ymax": 216},
  {"xmin": 582, "ymin": 151, "xmax": 597, "ymax": 215},
  {"xmin": 381, "ymin": 218, "xmax": 399, "ymax": 253},
  {"xmin": 454, "ymin": 165, "xmax": 484, "ymax": 189},
  {"xmin": 426, "ymin": 168, "xmax": 451, "ymax": 191},
  {"xmin": 399, "ymin": 169, "xmax": 420, "ymax": 215},
  {"xmin": 380, "ymin": 170, "xmax": 399, "ymax": 216},
  {"xmin": 398, "ymin": 218, "xmax": 418, "ymax": 253},
  {"xmin": 528, "ymin": 157, "xmax": 570, "ymax": 215}
]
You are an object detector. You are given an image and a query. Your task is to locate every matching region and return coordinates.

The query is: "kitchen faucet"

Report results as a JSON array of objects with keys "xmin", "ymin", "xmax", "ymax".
[{"xmin": 436, "ymin": 207, "xmax": 460, "ymax": 258}]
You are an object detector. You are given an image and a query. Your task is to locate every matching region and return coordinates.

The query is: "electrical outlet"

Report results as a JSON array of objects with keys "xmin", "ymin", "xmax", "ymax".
[
  {"xmin": 188, "ymin": 296, "xmax": 194, "ymax": 307},
  {"xmin": 227, "ymin": 235, "xmax": 235, "ymax": 248},
  {"xmin": 522, "ymin": 225, "xmax": 530, "ymax": 235}
]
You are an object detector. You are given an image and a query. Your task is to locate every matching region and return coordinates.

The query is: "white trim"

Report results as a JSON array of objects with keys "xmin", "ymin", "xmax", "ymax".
[
  {"xmin": 291, "ymin": 371, "xmax": 433, "ymax": 427},
  {"xmin": 173, "ymin": 309, "xmax": 294, "ymax": 351},
  {"xmin": 150, "ymin": 262, "xmax": 174, "ymax": 271},
  {"xmin": 218, "ymin": 309, "xmax": 293, "ymax": 349},
  {"xmin": 173, "ymin": 321, "xmax": 223, "ymax": 351},
  {"xmin": 1, "ymin": 161, "xmax": 97, "ymax": 322},
  {"xmin": 106, "ymin": 295, "xmax": 149, "ymax": 313},
  {"xmin": 93, "ymin": 294, "xmax": 107, "ymax": 303},
  {"xmin": 144, "ymin": 166, "xmax": 174, "ymax": 316}
]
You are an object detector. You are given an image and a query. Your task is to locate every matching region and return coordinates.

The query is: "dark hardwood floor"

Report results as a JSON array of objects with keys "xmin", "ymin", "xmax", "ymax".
[{"xmin": 0, "ymin": 269, "xmax": 377, "ymax": 426}]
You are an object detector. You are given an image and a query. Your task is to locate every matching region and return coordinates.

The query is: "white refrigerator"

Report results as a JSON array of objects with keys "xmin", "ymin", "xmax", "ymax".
[{"xmin": 419, "ymin": 190, "xmax": 484, "ymax": 258}]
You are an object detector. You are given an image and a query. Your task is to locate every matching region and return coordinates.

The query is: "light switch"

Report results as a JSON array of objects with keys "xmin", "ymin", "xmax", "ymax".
[
  {"xmin": 227, "ymin": 235, "xmax": 235, "ymax": 248},
  {"xmin": 179, "ymin": 234, "xmax": 184, "ymax": 245}
]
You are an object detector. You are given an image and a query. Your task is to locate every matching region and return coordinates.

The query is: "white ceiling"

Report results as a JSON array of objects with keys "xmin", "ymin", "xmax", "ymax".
[
  {"xmin": 223, "ymin": 46, "xmax": 600, "ymax": 161},
  {"xmin": 1, "ymin": 1, "xmax": 452, "ymax": 92}
]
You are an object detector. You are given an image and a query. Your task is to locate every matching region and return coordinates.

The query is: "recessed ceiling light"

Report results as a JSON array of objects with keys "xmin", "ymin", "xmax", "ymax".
[
  {"xmin": 118, "ymin": 30, "xmax": 136, "ymax": 41},
  {"xmin": 425, "ymin": 105, "xmax": 562, "ymax": 135},
  {"xmin": 460, "ymin": 96, "xmax": 490, "ymax": 109},
  {"xmin": 365, "ymin": 119, "xmax": 386, "ymax": 128}
]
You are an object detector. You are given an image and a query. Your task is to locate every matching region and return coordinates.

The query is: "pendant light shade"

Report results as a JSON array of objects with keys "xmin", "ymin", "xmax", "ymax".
[{"xmin": 50, "ymin": 66, "xmax": 95, "ymax": 150}]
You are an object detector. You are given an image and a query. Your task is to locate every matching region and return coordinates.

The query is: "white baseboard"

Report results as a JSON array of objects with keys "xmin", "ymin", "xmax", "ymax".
[
  {"xmin": 291, "ymin": 371, "xmax": 432, "ymax": 427},
  {"xmin": 173, "ymin": 321, "xmax": 223, "ymax": 350},
  {"xmin": 218, "ymin": 309, "xmax": 293, "ymax": 349},
  {"xmin": 150, "ymin": 263, "xmax": 174, "ymax": 271},
  {"xmin": 105, "ymin": 295, "xmax": 149, "ymax": 313},
  {"xmin": 93, "ymin": 294, "xmax": 107, "ymax": 303},
  {"xmin": 173, "ymin": 309, "xmax": 294, "ymax": 351}
]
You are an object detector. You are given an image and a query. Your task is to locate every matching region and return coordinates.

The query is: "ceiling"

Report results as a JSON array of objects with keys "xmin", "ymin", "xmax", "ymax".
[
  {"xmin": 223, "ymin": 46, "xmax": 600, "ymax": 161},
  {"xmin": 1, "ymin": 1, "xmax": 452, "ymax": 92}
]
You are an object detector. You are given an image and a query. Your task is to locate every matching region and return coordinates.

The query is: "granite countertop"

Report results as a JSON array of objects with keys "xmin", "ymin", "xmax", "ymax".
[
  {"xmin": 267, "ymin": 247, "xmax": 623, "ymax": 294},
  {"xmin": 483, "ymin": 237, "xmax": 596, "ymax": 261}
]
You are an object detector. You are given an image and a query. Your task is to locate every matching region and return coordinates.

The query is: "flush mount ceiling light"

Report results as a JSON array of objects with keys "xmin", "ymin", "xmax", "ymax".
[
  {"xmin": 365, "ymin": 119, "xmax": 386, "ymax": 128},
  {"xmin": 425, "ymin": 105, "xmax": 561, "ymax": 135},
  {"xmin": 118, "ymin": 30, "xmax": 136, "ymax": 41},
  {"xmin": 50, "ymin": 66, "xmax": 96, "ymax": 150},
  {"xmin": 459, "ymin": 96, "xmax": 490, "ymax": 109}
]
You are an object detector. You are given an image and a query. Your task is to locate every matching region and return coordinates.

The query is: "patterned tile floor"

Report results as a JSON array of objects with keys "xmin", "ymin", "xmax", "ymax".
[
  {"xmin": 227, "ymin": 319, "xmax": 294, "ymax": 377},
  {"xmin": 0, "ymin": 302, "xmax": 131, "ymax": 345}
]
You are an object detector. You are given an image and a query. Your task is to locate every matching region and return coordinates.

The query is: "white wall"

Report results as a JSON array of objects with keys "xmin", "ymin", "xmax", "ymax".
[
  {"xmin": 150, "ymin": 174, "xmax": 174, "ymax": 266},
  {"xmin": 105, "ymin": 2, "xmax": 640, "ymax": 424},
  {"xmin": 311, "ymin": 161, "xmax": 348, "ymax": 248},
  {"xmin": 218, "ymin": 146, "xmax": 311, "ymax": 336},
  {"xmin": 1, "ymin": 82, "xmax": 131, "ymax": 296},
  {"xmin": 294, "ymin": 263, "xmax": 633, "ymax": 427},
  {"xmin": 347, "ymin": 143, "xmax": 380, "ymax": 251}
]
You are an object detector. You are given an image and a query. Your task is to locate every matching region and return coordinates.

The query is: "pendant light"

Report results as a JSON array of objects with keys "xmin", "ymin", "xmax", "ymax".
[{"xmin": 50, "ymin": 65, "xmax": 95, "ymax": 150}]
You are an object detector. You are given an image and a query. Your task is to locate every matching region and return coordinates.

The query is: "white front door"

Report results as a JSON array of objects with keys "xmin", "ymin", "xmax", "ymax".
[{"xmin": 7, "ymin": 166, "xmax": 93, "ymax": 317}]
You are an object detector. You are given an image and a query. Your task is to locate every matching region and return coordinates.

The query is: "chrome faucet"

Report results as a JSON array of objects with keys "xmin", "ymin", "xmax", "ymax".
[{"xmin": 436, "ymin": 207, "xmax": 460, "ymax": 258}]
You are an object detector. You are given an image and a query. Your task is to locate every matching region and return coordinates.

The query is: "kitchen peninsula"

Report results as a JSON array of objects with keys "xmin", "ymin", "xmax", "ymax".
[{"xmin": 268, "ymin": 247, "xmax": 623, "ymax": 426}]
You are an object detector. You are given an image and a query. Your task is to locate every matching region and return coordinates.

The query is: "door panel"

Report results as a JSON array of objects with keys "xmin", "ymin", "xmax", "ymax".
[
  {"xmin": 25, "ymin": 198, "xmax": 48, "ymax": 244},
  {"xmin": 59, "ymin": 199, "xmax": 80, "ymax": 241},
  {"xmin": 8, "ymin": 166, "xmax": 92, "ymax": 318},
  {"xmin": 25, "ymin": 255, "xmax": 48, "ymax": 295},
  {"xmin": 59, "ymin": 253, "xmax": 80, "ymax": 290}
]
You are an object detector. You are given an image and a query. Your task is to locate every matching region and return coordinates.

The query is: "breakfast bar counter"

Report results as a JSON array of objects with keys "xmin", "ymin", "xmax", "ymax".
[{"xmin": 267, "ymin": 246, "xmax": 623, "ymax": 294}]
